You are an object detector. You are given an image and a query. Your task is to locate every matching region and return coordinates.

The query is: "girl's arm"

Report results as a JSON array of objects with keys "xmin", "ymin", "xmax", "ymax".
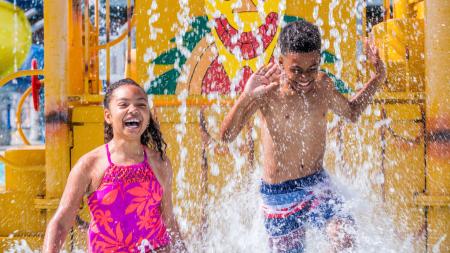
[
  {"xmin": 43, "ymin": 157, "xmax": 91, "ymax": 253},
  {"xmin": 160, "ymin": 157, "xmax": 188, "ymax": 253}
]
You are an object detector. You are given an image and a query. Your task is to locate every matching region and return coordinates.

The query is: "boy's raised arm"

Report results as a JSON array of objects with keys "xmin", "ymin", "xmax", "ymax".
[
  {"xmin": 220, "ymin": 92, "xmax": 261, "ymax": 142},
  {"xmin": 327, "ymin": 37, "xmax": 386, "ymax": 122},
  {"xmin": 220, "ymin": 63, "xmax": 280, "ymax": 142}
]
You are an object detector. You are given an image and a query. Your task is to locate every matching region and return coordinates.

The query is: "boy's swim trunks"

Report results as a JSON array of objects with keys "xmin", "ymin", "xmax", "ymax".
[{"xmin": 260, "ymin": 169, "xmax": 353, "ymax": 253}]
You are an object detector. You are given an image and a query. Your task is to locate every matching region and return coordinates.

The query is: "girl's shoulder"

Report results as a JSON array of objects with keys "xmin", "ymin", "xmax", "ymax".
[
  {"xmin": 145, "ymin": 146, "xmax": 164, "ymax": 166},
  {"xmin": 73, "ymin": 144, "xmax": 108, "ymax": 173},
  {"xmin": 145, "ymin": 147, "xmax": 172, "ymax": 177}
]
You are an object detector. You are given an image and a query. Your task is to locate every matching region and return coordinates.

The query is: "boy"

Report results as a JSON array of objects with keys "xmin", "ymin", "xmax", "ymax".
[{"xmin": 220, "ymin": 20, "xmax": 386, "ymax": 252}]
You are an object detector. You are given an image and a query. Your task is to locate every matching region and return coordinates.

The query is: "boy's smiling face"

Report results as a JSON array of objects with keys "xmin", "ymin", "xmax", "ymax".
[{"xmin": 279, "ymin": 51, "xmax": 321, "ymax": 94}]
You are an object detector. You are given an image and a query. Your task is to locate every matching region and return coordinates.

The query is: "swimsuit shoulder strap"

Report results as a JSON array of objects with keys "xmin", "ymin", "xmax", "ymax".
[{"xmin": 105, "ymin": 143, "xmax": 113, "ymax": 165}]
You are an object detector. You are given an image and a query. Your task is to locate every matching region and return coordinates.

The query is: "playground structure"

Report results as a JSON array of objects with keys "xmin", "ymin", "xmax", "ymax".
[{"xmin": 0, "ymin": 0, "xmax": 448, "ymax": 252}]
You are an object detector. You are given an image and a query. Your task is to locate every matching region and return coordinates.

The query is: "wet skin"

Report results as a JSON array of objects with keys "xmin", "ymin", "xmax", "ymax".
[
  {"xmin": 260, "ymin": 52, "xmax": 327, "ymax": 182},
  {"xmin": 221, "ymin": 39, "xmax": 385, "ymax": 252},
  {"xmin": 220, "ymin": 42, "xmax": 385, "ymax": 251},
  {"xmin": 43, "ymin": 85, "xmax": 187, "ymax": 253},
  {"xmin": 221, "ymin": 45, "xmax": 386, "ymax": 184}
]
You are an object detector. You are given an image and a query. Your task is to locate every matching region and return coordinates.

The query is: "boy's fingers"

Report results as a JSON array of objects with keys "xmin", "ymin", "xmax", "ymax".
[
  {"xmin": 369, "ymin": 41, "xmax": 375, "ymax": 52},
  {"xmin": 262, "ymin": 62, "xmax": 274, "ymax": 74},
  {"xmin": 367, "ymin": 32, "xmax": 374, "ymax": 45},
  {"xmin": 257, "ymin": 63, "xmax": 272, "ymax": 75},
  {"xmin": 373, "ymin": 46, "xmax": 379, "ymax": 58},
  {"xmin": 256, "ymin": 65, "xmax": 266, "ymax": 75},
  {"xmin": 274, "ymin": 65, "xmax": 282, "ymax": 76},
  {"xmin": 369, "ymin": 33, "xmax": 378, "ymax": 53},
  {"xmin": 270, "ymin": 72, "xmax": 281, "ymax": 82},
  {"xmin": 265, "ymin": 82, "xmax": 279, "ymax": 92},
  {"xmin": 363, "ymin": 39, "xmax": 369, "ymax": 58},
  {"xmin": 264, "ymin": 64, "xmax": 278, "ymax": 78}
]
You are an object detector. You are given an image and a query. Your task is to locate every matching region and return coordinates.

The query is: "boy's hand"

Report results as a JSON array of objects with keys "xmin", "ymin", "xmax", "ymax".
[
  {"xmin": 365, "ymin": 34, "xmax": 386, "ymax": 79},
  {"xmin": 244, "ymin": 63, "xmax": 281, "ymax": 100}
]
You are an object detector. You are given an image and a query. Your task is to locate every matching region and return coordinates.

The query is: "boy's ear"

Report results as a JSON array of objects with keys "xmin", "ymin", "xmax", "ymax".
[
  {"xmin": 278, "ymin": 56, "xmax": 283, "ymax": 67},
  {"xmin": 104, "ymin": 109, "xmax": 112, "ymax": 124}
]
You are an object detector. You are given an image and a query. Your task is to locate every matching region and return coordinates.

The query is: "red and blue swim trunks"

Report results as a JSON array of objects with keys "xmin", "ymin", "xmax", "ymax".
[{"xmin": 260, "ymin": 168, "xmax": 353, "ymax": 253}]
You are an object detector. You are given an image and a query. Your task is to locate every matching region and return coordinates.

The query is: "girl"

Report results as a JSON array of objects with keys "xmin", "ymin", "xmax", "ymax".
[{"xmin": 43, "ymin": 78, "xmax": 187, "ymax": 252}]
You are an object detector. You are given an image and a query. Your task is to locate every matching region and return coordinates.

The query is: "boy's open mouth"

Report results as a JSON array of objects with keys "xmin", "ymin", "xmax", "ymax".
[
  {"xmin": 123, "ymin": 118, "xmax": 141, "ymax": 129},
  {"xmin": 298, "ymin": 80, "xmax": 313, "ymax": 87},
  {"xmin": 291, "ymin": 80, "xmax": 314, "ymax": 92}
]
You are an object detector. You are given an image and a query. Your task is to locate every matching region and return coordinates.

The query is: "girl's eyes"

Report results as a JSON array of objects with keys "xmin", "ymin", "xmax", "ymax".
[{"xmin": 117, "ymin": 103, "xmax": 147, "ymax": 108}]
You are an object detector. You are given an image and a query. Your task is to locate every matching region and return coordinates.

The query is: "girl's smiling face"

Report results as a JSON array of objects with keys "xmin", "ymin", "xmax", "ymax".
[{"xmin": 104, "ymin": 85, "xmax": 150, "ymax": 141}]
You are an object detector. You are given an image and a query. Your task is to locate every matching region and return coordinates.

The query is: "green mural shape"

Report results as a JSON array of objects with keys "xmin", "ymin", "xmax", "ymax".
[{"xmin": 148, "ymin": 16, "xmax": 210, "ymax": 94}]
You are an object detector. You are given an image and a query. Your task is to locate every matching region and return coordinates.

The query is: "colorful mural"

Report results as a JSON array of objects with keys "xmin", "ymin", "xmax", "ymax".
[{"xmin": 145, "ymin": 0, "xmax": 349, "ymax": 95}]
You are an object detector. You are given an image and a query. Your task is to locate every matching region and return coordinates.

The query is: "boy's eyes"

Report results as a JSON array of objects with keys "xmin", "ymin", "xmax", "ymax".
[{"xmin": 291, "ymin": 68, "xmax": 318, "ymax": 74}]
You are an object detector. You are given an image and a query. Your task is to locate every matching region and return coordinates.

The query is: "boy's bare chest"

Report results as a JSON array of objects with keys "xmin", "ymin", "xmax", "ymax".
[{"xmin": 262, "ymin": 95, "xmax": 328, "ymax": 137}]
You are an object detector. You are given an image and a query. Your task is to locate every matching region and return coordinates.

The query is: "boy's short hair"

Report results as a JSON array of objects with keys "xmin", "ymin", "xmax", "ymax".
[{"xmin": 279, "ymin": 20, "xmax": 321, "ymax": 54}]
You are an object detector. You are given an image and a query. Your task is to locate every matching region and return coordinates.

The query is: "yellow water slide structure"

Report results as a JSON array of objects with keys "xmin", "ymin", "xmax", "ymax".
[
  {"xmin": 0, "ymin": 1, "xmax": 31, "ymax": 78},
  {"xmin": 0, "ymin": 0, "xmax": 448, "ymax": 252}
]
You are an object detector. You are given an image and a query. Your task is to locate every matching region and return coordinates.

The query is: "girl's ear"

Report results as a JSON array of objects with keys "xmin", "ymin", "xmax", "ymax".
[{"xmin": 104, "ymin": 109, "xmax": 112, "ymax": 124}]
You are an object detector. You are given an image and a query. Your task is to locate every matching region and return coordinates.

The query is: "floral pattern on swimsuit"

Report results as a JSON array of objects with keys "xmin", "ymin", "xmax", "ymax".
[{"xmin": 87, "ymin": 144, "xmax": 170, "ymax": 252}]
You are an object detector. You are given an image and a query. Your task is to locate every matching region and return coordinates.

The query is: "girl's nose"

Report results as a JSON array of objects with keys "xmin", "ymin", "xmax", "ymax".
[{"xmin": 128, "ymin": 105, "xmax": 139, "ymax": 113}]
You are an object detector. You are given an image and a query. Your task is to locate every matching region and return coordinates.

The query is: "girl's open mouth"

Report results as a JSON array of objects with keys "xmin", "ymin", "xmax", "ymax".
[{"xmin": 124, "ymin": 118, "xmax": 141, "ymax": 129}]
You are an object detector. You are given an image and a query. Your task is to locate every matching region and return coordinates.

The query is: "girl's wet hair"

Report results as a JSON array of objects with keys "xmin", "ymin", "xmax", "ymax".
[
  {"xmin": 103, "ymin": 78, "xmax": 167, "ymax": 159},
  {"xmin": 279, "ymin": 19, "xmax": 321, "ymax": 54}
]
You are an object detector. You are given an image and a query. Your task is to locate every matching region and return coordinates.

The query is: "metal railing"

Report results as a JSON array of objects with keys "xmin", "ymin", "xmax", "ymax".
[
  {"xmin": 0, "ymin": 70, "xmax": 44, "ymax": 145},
  {"xmin": 0, "ymin": 70, "xmax": 43, "ymax": 88}
]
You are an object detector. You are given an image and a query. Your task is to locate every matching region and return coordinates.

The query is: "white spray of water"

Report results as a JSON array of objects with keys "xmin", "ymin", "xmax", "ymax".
[{"xmin": 185, "ymin": 115, "xmax": 418, "ymax": 252}]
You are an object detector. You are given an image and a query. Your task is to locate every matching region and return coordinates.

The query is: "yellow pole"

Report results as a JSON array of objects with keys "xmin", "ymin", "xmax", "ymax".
[
  {"xmin": 43, "ymin": 0, "xmax": 71, "ymax": 215},
  {"xmin": 384, "ymin": 0, "xmax": 391, "ymax": 20},
  {"xmin": 424, "ymin": 0, "xmax": 450, "ymax": 251},
  {"xmin": 84, "ymin": 0, "xmax": 91, "ymax": 94},
  {"xmin": 68, "ymin": 0, "xmax": 84, "ymax": 95},
  {"xmin": 393, "ymin": 0, "xmax": 408, "ymax": 19}
]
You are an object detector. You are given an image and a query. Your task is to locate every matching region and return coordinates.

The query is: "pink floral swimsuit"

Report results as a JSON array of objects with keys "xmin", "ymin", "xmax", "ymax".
[{"xmin": 87, "ymin": 144, "xmax": 170, "ymax": 252}]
